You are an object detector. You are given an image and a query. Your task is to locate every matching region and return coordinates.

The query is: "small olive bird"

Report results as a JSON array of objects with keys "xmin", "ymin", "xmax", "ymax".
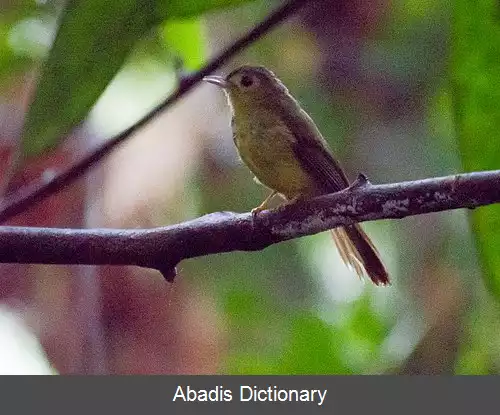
[{"xmin": 204, "ymin": 66, "xmax": 389, "ymax": 285}]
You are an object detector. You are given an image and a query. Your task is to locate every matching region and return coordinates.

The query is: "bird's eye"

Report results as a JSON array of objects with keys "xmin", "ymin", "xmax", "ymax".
[{"xmin": 240, "ymin": 75, "xmax": 254, "ymax": 88}]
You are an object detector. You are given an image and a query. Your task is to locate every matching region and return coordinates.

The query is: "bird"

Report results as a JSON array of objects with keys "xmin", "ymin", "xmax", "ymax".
[{"xmin": 204, "ymin": 65, "xmax": 389, "ymax": 285}]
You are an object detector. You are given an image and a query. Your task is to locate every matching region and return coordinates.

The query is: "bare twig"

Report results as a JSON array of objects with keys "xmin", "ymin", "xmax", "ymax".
[
  {"xmin": 0, "ymin": 0, "xmax": 308, "ymax": 224},
  {"xmin": 0, "ymin": 170, "xmax": 496, "ymax": 280}
]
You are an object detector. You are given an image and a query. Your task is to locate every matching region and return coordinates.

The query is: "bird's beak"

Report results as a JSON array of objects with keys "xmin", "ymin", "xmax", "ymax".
[{"xmin": 203, "ymin": 75, "xmax": 230, "ymax": 88}]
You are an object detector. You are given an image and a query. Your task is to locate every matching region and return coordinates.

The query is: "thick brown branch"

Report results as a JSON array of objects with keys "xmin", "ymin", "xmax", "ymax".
[
  {"xmin": 0, "ymin": 170, "xmax": 497, "ymax": 280},
  {"xmin": 0, "ymin": 0, "xmax": 308, "ymax": 224}
]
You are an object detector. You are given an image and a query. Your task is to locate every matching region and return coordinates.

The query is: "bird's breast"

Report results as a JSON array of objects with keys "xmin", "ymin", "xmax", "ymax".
[{"xmin": 232, "ymin": 116, "xmax": 318, "ymax": 198}]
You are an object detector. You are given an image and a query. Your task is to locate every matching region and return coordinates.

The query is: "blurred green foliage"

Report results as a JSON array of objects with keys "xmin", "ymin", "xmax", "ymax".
[
  {"xmin": 0, "ymin": 0, "xmax": 40, "ymax": 84},
  {"xmin": 160, "ymin": 19, "xmax": 204, "ymax": 70},
  {"xmin": 456, "ymin": 295, "xmax": 500, "ymax": 374},
  {"xmin": 452, "ymin": 0, "xmax": 500, "ymax": 299}
]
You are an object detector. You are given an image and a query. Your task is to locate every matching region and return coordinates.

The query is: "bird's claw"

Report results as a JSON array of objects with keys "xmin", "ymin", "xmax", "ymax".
[{"xmin": 251, "ymin": 206, "xmax": 265, "ymax": 217}]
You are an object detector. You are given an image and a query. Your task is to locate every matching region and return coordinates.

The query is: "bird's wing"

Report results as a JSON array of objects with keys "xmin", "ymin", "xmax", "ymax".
[{"xmin": 281, "ymin": 107, "xmax": 349, "ymax": 193}]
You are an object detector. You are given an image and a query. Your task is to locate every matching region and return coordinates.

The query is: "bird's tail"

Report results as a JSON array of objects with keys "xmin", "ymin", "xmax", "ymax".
[{"xmin": 331, "ymin": 224, "xmax": 389, "ymax": 285}]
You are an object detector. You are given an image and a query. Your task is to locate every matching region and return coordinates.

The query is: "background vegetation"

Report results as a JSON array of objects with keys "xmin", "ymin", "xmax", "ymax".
[{"xmin": 0, "ymin": 0, "xmax": 498, "ymax": 374}]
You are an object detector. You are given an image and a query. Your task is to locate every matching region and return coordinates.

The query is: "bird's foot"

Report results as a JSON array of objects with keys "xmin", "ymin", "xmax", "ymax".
[{"xmin": 251, "ymin": 190, "xmax": 278, "ymax": 217}]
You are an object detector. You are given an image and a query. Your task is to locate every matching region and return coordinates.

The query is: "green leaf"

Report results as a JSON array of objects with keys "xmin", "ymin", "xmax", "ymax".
[
  {"xmin": 21, "ymin": 0, "xmax": 160, "ymax": 156},
  {"xmin": 451, "ymin": 0, "xmax": 500, "ymax": 299},
  {"xmin": 21, "ymin": 0, "xmax": 255, "ymax": 157},
  {"xmin": 161, "ymin": 19, "xmax": 204, "ymax": 70},
  {"xmin": 157, "ymin": 0, "xmax": 255, "ymax": 19}
]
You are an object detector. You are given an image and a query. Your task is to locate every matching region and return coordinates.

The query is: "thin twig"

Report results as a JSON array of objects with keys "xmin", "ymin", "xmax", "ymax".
[
  {"xmin": 0, "ymin": 170, "xmax": 496, "ymax": 280},
  {"xmin": 0, "ymin": 0, "xmax": 308, "ymax": 224}
]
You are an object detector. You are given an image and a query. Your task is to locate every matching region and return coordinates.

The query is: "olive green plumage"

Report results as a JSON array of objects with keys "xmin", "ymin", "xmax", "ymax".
[{"xmin": 204, "ymin": 66, "xmax": 389, "ymax": 285}]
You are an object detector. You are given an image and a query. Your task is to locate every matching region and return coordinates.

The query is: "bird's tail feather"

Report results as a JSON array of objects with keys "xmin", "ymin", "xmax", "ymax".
[{"xmin": 331, "ymin": 224, "xmax": 389, "ymax": 285}]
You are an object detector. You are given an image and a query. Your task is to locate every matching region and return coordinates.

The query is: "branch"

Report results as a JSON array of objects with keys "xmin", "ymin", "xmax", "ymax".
[
  {"xmin": 0, "ymin": 0, "xmax": 308, "ymax": 224},
  {"xmin": 0, "ymin": 170, "xmax": 497, "ymax": 281}
]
